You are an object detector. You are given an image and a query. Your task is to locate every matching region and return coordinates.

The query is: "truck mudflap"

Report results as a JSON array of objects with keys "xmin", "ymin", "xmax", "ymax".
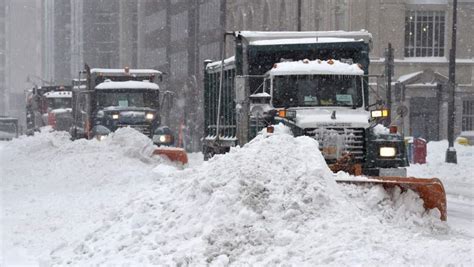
[
  {"xmin": 336, "ymin": 177, "xmax": 447, "ymax": 221},
  {"xmin": 153, "ymin": 147, "xmax": 188, "ymax": 165}
]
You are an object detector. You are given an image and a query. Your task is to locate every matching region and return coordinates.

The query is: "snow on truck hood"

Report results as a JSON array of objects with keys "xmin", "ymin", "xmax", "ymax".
[
  {"xmin": 95, "ymin": 80, "xmax": 159, "ymax": 90},
  {"xmin": 269, "ymin": 59, "xmax": 364, "ymax": 76},
  {"xmin": 293, "ymin": 107, "xmax": 370, "ymax": 128},
  {"xmin": 44, "ymin": 91, "xmax": 72, "ymax": 98}
]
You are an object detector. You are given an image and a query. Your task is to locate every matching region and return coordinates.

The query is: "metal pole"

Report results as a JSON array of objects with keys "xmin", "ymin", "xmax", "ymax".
[
  {"xmin": 297, "ymin": 0, "xmax": 302, "ymax": 31},
  {"xmin": 446, "ymin": 0, "xmax": 457, "ymax": 163},
  {"xmin": 216, "ymin": 33, "xmax": 228, "ymax": 141},
  {"xmin": 385, "ymin": 43, "xmax": 393, "ymax": 126}
]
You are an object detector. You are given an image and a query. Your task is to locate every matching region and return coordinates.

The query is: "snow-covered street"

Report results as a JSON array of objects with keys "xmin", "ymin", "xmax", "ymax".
[
  {"xmin": 1, "ymin": 129, "xmax": 473, "ymax": 265},
  {"xmin": 407, "ymin": 140, "xmax": 474, "ymax": 238}
]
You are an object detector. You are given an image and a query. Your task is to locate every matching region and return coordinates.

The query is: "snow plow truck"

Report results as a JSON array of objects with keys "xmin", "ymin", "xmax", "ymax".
[
  {"xmin": 26, "ymin": 85, "xmax": 74, "ymax": 134},
  {"xmin": 203, "ymin": 31, "xmax": 446, "ymax": 220},
  {"xmin": 70, "ymin": 66, "xmax": 187, "ymax": 164}
]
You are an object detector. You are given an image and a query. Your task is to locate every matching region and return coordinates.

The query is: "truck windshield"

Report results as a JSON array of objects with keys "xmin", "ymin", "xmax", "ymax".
[
  {"xmin": 97, "ymin": 90, "xmax": 158, "ymax": 109},
  {"xmin": 272, "ymin": 75, "xmax": 362, "ymax": 108},
  {"xmin": 47, "ymin": 98, "xmax": 72, "ymax": 110}
]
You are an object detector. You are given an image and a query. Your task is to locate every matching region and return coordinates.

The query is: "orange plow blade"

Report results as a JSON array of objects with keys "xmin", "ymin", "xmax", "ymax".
[
  {"xmin": 336, "ymin": 177, "xmax": 447, "ymax": 221},
  {"xmin": 153, "ymin": 147, "xmax": 188, "ymax": 165}
]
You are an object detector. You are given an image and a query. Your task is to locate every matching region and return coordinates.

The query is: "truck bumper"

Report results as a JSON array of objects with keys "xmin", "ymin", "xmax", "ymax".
[{"xmin": 364, "ymin": 167, "xmax": 407, "ymax": 177}]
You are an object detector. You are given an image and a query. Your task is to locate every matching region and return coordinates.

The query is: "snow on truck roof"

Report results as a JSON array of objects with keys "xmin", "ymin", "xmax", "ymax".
[
  {"xmin": 44, "ymin": 91, "xmax": 72, "ymax": 98},
  {"xmin": 95, "ymin": 80, "xmax": 159, "ymax": 90},
  {"xmin": 268, "ymin": 59, "xmax": 364, "ymax": 76},
  {"xmin": 250, "ymin": 37, "xmax": 361, "ymax": 46},
  {"xmin": 236, "ymin": 30, "xmax": 372, "ymax": 46},
  {"xmin": 205, "ymin": 56, "xmax": 235, "ymax": 70},
  {"xmin": 90, "ymin": 68, "xmax": 162, "ymax": 75}
]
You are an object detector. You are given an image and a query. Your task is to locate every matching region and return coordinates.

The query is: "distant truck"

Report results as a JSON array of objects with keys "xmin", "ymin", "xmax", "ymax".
[
  {"xmin": 203, "ymin": 31, "xmax": 408, "ymax": 177},
  {"xmin": 70, "ymin": 66, "xmax": 175, "ymax": 147},
  {"xmin": 0, "ymin": 116, "xmax": 19, "ymax": 141},
  {"xmin": 26, "ymin": 85, "xmax": 73, "ymax": 134}
]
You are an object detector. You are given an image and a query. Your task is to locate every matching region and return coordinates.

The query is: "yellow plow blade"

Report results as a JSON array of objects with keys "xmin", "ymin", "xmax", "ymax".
[
  {"xmin": 153, "ymin": 147, "xmax": 188, "ymax": 165},
  {"xmin": 336, "ymin": 177, "xmax": 447, "ymax": 221}
]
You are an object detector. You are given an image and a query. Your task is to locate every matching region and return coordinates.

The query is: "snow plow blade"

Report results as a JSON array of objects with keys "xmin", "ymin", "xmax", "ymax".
[
  {"xmin": 153, "ymin": 147, "xmax": 188, "ymax": 165},
  {"xmin": 336, "ymin": 177, "xmax": 447, "ymax": 221}
]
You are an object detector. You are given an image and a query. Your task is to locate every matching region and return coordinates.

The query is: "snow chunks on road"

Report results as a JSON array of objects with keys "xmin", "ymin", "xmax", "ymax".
[{"xmin": 51, "ymin": 131, "xmax": 472, "ymax": 265}]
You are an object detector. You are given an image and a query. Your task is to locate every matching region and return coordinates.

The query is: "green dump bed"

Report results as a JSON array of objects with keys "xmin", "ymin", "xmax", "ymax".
[{"xmin": 204, "ymin": 57, "xmax": 237, "ymax": 145}]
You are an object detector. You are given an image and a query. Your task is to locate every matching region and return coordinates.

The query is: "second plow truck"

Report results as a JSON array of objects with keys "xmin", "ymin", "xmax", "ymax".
[
  {"xmin": 70, "ymin": 66, "xmax": 187, "ymax": 164},
  {"xmin": 26, "ymin": 85, "xmax": 73, "ymax": 134},
  {"xmin": 204, "ymin": 31, "xmax": 447, "ymax": 220}
]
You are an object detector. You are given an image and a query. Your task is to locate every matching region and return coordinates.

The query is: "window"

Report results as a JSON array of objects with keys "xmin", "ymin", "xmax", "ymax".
[
  {"xmin": 405, "ymin": 11, "xmax": 445, "ymax": 57},
  {"xmin": 272, "ymin": 75, "xmax": 362, "ymax": 108},
  {"xmin": 462, "ymin": 100, "xmax": 474, "ymax": 131}
]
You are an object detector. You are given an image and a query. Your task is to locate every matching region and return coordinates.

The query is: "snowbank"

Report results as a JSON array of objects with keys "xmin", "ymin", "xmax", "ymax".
[
  {"xmin": 0, "ymin": 128, "xmax": 165, "ymax": 265},
  {"xmin": 49, "ymin": 131, "xmax": 472, "ymax": 265}
]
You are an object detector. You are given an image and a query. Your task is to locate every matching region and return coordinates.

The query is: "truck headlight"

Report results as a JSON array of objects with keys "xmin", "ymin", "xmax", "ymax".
[
  {"xmin": 153, "ymin": 134, "xmax": 172, "ymax": 144},
  {"xmin": 96, "ymin": 135, "xmax": 107, "ymax": 141},
  {"xmin": 371, "ymin": 109, "xmax": 389, "ymax": 118},
  {"xmin": 379, "ymin": 146, "xmax": 396, "ymax": 157},
  {"xmin": 145, "ymin": 113, "xmax": 154, "ymax": 120},
  {"xmin": 112, "ymin": 114, "xmax": 119, "ymax": 120}
]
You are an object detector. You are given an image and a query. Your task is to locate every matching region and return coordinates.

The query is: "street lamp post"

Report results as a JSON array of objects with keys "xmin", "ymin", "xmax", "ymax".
[{"xmin": 446, "ymin": 0, "xmax": 458, "ymax": 163}]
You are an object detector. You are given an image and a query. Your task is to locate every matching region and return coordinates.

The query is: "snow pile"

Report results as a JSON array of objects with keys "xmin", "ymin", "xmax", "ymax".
[
  {"xmin": 52, "ymin": 133, "xmax": 341, "ymax": 264},
  {"xmin": 0, "ymin": 128, "xmax": 164, "ymax": 264},
  {"xmin": 50, "ymin": 131, "xmax": 472, "ymax": 265},
  {"xmin": 372, "ymin": 124, "xmax": 389, "ymax": 135}
]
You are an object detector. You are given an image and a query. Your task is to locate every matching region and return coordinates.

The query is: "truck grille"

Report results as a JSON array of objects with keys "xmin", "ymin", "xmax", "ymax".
[
  {"xmin": 304, "ymin": 127, "xmax": 366, "ymax": 162},
  {"xmin": 117, "ymin": 124, "xmax": 152, "ymax": 137}
]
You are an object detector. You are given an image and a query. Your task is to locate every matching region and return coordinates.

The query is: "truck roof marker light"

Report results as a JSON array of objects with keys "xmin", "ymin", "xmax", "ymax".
[
  {"xmin": 124, "ymin": 66, "xmax": 130, "ymax": 74},
  {"xmin": 303, "ymin": 59, "xmax": 310, "ymax": 64},
  {"xmin": 389, "ymin": 125, "xmax": 398, "ymax": 134},
  {"xmin": 272, "ymin": 63, "xmax": 278, "ymax": 69},
  {"xmin": 317, "ymin": 60, "xmax": 322, "ymax": 64},
  {"xmin": 327, "ymin": 59, "xmax": 334, "ymax": 65},
  {"xmin": 266, "ymin": 125, "xmax": 274, "ymax": 134}
]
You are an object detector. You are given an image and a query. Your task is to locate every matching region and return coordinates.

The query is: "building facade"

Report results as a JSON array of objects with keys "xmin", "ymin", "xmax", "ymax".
[
  {"xmin": 0, "ymin": 0, "xmax": 6, "ymax": 115},
  {"xmin": 6, "ymin": 0, "xmax": 469, "ymax": 144},
  {"xmin": 223, "ymin": 0, "xmax": 474, "ymax": 142},
  {"xmin": 42, "ymin": 0, "xmax": 138, "ymax": 85},
  {"xmin": 1, "ymin": 0, "xmax": 43, "ymax": 127},
  {"xmin": 136, "ymin": 0, "xmax": 474, "ymax": 150}
]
